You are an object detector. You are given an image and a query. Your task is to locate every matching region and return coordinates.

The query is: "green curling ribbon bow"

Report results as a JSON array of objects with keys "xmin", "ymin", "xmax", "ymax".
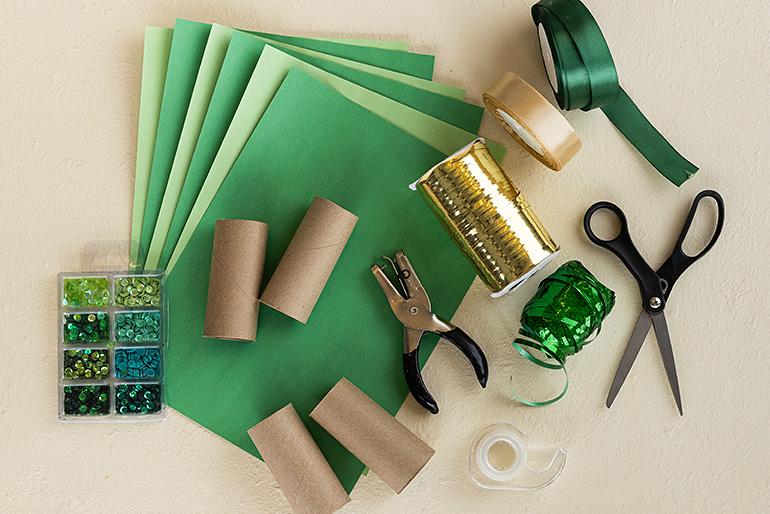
[
  {"xmin": 512, "ymin": 260, "xmax": 615, "ymax": 406},
  {"xmin": 532, "ymin": 0, "xmax": 698, "ymax": 186}
]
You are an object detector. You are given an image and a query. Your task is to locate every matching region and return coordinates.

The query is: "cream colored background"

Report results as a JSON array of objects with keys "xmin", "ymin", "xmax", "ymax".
[{"xmin": 1, "ymin": 0, "xmax": 769, "ymax": 512}]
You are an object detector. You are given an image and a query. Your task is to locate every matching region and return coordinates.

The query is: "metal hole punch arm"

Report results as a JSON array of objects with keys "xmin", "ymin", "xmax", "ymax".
[{"xmin": 371, "ymin": 250, "xmax": 489, "ymax": 414}]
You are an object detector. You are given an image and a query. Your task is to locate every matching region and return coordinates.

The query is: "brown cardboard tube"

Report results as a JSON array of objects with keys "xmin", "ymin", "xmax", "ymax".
[
  {"xmin": 203, "ymin": 219, "xmax": 268, "ymax": 342},
  {"xmin": 260, "ymin": 197, "xmax": 358, "ymax": 324},
  {"xmin": 310, "ymin": 378, "xmax": 435, "ymax": 493},
  {"xmin": 247, "ymin": 404, "xmax": 350, "ymax": 514}
]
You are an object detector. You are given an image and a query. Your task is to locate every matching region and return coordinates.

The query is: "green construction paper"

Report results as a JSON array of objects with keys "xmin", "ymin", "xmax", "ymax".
[
  {"xmin": 144, "ymin": 24, "xmax": 233, "ymax": 269},
  {"xmin": 251, "ymin": 31, "xmax": 435, "ymax": 79},
  {"xmin": 165, "ymin": 69, "xmax": 478, "ymax": 492},
  {"xmin": 320, "ymin": 38, "xmax": 409, "ymax": 51},
  {"xmin": 154, "ymin": 30, "xmax": 482, "ymax": 269},
  {"xmin": 137, "ymin": 19, "xmax": 211, "ymax": 268},
  {"xmin": 129, "ymin": 27, "xmax": 173, "ymax": 268},
  {"xmin": 138, "ymin": 21, "xmax": 434, "ymax": 269},
  {"xmin": 146, "ymin": 28, "xmax": 473, "ymax": 270},
  {"xmin": 166, "ymin": 45, "xmax": 497, "ymax": 273}
]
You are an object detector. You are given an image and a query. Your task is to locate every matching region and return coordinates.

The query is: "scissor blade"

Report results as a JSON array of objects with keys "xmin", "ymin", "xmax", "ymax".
[
  {"xmin": 651, "ymin": 312, "xmax": 683, "ymax": 416},
  {"xmin": 606, "ymin": 311, "xmax": 652, "ymax": 409}
]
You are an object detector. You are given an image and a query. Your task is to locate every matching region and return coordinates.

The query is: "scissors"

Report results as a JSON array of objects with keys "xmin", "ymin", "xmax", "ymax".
[
  {"xmin": 371, "ymin": 250, "xmax": 488, "ymax": 414},
  {"xmin": 583, "ymin": 190, "xmax": 725, "ymax": 415}
]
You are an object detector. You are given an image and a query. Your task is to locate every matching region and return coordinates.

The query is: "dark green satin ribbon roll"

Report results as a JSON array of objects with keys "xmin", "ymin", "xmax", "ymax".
[
  {"xmin": 512, "ymin": 260, "xmax": 615, "ymax": 406},
  {"xmin": 532, "ymin": 0, "xmax": 698, "ymax": 186}
]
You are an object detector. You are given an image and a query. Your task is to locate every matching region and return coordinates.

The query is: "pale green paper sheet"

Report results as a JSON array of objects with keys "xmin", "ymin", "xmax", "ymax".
[
  {"xmin": 129, "ymin": 27, "xmax": 173, "ymax": 267},
  {"xmin": 321, "ymin": 37, "xmax": 408, "ymax": 50},
  {"xmin": 144, "ymin": 25, "xmax": 232, "ymax": 268},
  {"xmin": 166, "ymin": 45, "xmax": 491, "ymax": 273},
  {"xmin": 144, "ymin": 27, "xmax": 466, "ymax": 269}
]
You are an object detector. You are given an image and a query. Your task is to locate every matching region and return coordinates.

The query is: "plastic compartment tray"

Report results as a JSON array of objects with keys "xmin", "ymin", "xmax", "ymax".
[{"xmin": 58, "ymin": 271, "xmax": 166, "ymax": 422}]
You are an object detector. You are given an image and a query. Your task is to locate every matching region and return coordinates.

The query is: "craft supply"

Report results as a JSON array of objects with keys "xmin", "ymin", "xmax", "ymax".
[
  {"xmin": 204, "ymin": 219, "xmax": 268, "ymax": 341},
  {"xmin": 311, "ymin": 378, "xmax": 435, "ymax": 493},
  {"xmin": 115, "ymin": 275, "xmax": 162, "ymax": 307},
  {"xmin": 247, "ymin": 404, "xmax": 350, "ymax": 514},
  {"xmin": 469, "ymin": 423, "xmax": 566, "ymax": 491},
  {"xmin": 165, "ymin": 44, "xmax": 497, "ymax": 272},
  {"xmin": 62, "ymin": 277, "xmax": 110, "ymax": 307},
  {"xmin": 260, "ymin": 197, "xmax": 357, "ymax": 324},
  {"xmin": 413, "ymin": 138, "xmax": 558, "ymax": 297},
  {"xmin": 371, "ymin": 250, "xmax": 488, "ymax": 414},
  {"xmin": 532, "ymin": 0, "xmax": 697, "ymax": 185},
  {"xmin": 162, "ymin": 70, "xmax": 479, "ymax": 490},
  {"xmin": 114, "ymin": 347, "xmax": 162, "ymax": 379},
  {"xmin": 63, "ymin": 349, "xmax": 110, "ymax": 380},
  {"xmin": 115, "ymin": 383, "xmax": 162, "ymax": 415},
  {"xmin": 58, "ymin": 271, "xmax": 166, "ymax": 421},
  {"xmin": 584, "ymin": 190, "xmax": 725, "ymax": 414},
  {"xmin": 63, "ymin": 312, "xmax": 109, "ymax": 344},
  {"xmin": 511, "ymin": 260, "xmax": 615, "ymax": 406},
  {"xmin": 63, "ymin": 385, "xmax": 110, "ymax": 416},
  {"xmin": 483, "ymin": 71, "xmax": 580, "ymax": 170},
  {"xmin": 115, "ymin": 311, "xmax": 161, "ymax": 343}
]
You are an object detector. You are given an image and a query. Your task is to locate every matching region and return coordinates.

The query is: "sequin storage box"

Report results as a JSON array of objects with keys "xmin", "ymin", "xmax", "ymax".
[{"xmin": 58, "ymin": 271, "xmax": 166, "ymax": 422}]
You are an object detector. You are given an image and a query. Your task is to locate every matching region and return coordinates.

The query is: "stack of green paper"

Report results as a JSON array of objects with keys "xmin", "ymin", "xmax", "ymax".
[{"xmin": 129, "ymin": 19, "xmax": 499, "ymax": 491}]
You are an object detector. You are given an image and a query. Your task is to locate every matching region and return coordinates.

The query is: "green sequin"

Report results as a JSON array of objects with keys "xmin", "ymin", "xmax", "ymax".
[
  {"xmin": 115, "ymin": 383, "xmax": 161, "ymax": 415},
  {"xmin": 64, "ymin": 385, "xmax": 110, "ymax": 416},
  {"xmin": 63, "ymin": 311, "xmax": 109, "ymax": 344},
  {"xmin": 114, "ymin": 311, "xmax": 161, "ymax": 343},
  {"xmin": 63, "ymin": 349, "xmax": 110, "ymax": 380},
  {"xmin": 62, "ymin": 277, "xmax": 110, "ymax": 307},
  {"xmin": 114, "ymin": 276, "xmax": 161, "ymax": 308}
]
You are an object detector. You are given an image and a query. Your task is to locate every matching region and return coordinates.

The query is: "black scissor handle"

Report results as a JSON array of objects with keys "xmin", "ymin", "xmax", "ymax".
[
  {"xmin": 658, "ymin": 190, "xmax": 725, "ymax": 296},
  {"xmin": 584, "ymin": 202, "xmax": 666, "ymax": 313},
  {"xmin": 403, "ymin": 328, "xmax": 488, "ymax": 415}
]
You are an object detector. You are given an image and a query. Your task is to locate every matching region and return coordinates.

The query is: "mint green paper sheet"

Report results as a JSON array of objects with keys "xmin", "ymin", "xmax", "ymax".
[
  {"xmin": 145, "ymin": 27, "xmax": 474, "ymax": 269},
  {"xmin": 165, "ymin": 69, "xmax": 478, "ymax": 491},
  {"xmin": 129, "ymin": 27, "xmax": 173, "ymax": 267},
  {"xmin": 166, "ymin": 45, "xmax": 498, "ymax": 273},
  {"xmin": 152, "ymin": 30, "xmax": 482, "ymax": 269},
  {"xmin": 137, "ymin": 21, "xmax": 439, "ymax": 269},
  {"xmin": 138, "ymin": 19, "xmax": 211, "ymax": 268}
]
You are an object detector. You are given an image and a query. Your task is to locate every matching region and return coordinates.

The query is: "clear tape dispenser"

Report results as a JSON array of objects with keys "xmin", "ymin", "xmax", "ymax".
[{"xmin": 469, "ymin": 423, "xmax": 566, "ymax": 491}]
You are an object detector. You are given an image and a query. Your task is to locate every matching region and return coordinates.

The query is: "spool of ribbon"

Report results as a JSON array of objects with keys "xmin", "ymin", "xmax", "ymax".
[
  {"xmin": 483, "ymin": 71, "xmax": 581, "ymax": 171},
  {"xmin": 511, "ymin": 260, "xmax": 615, "ymax": 406},
  {"xmin": 412, "ymin": 138, "xmax": 560, "ymax": 297},
  {"xmin": 532, "ymin": 0, "xmax": 697, "ymax": 186}
]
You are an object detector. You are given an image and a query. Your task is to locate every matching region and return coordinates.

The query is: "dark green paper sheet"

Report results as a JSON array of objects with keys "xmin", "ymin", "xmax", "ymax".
[
  {"xmin": 165, "ymin": 69, "xmax": 477, "ymax": 491},
  {"xmin": 157, "ymin": 30, "xmax": 484, "ymax": 269},
  {"xmin": 253, "ymin": 31, "xmax": 435, "ymax": 78},
  {"xmin": 137, "ymin": 21, "xmax": 438, "ymax": 269}
]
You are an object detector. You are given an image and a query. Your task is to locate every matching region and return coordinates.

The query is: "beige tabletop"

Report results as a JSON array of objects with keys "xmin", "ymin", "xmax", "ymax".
[{"xmin": 1, "ymin": 0, "xmax": 769, "ymax": 512}]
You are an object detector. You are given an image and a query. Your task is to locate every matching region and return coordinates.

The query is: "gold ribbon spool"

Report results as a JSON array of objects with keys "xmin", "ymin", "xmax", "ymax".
[
  {"xmin": 412, "ymin": 139, "xmax": 559, "ymax": 297},
  {"xmin": 483, "ymin": 71, "xmax": 581, "ymax": 171}
]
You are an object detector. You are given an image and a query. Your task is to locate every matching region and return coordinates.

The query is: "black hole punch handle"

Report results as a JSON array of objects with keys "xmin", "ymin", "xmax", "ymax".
[
  {"xmin": 584, "ymin": 201, "xmax": 665, "ymax": 312},
  {"xmin": 657, "ymin": 190, "xmax": 725, "ymax": 297},
  {"xmin": 440, "ymin": 327, "xmax": 489, "ymax": 388},
  {"xmin": 403, "ymin": 349, "xmax": 439, "ymax": 414}
]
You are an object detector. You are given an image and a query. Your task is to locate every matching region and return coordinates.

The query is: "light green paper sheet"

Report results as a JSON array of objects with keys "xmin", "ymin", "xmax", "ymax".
[
  {"xmin": 144, "ymin": 27, "xmax": 468, "ymax": 269},
  {"xmin": 129, "ymin": 27, "xmax": 173, "ymax": 268},
  {"xmin": 144, "ymin": 24, "xmax": 233, "ymax": 268},
  {"xmin": 138, "ymin": 22, "xmax": 443, "ymax": 269},
  {"xmin": 166, "ymin": 45, "xmax": 492, "ymax": 273},
  {"xmin": 165, "ymin": 69, "xmax": 479, "ymax": 491},
  {"xmin": 320, "ymin": 37, "xmax": 408, "ymax": 51}
]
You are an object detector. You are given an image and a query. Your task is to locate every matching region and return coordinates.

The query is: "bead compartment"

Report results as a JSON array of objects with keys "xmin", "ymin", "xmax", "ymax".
[{"xmin": 58, "ymin": 271, "xmax": 166, "ymax": 422}]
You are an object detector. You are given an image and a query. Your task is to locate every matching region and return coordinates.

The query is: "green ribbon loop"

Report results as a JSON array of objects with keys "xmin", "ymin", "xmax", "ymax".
[
  {"xmin": 532, "ymin": 0, "xmax": 698, "ymax": 186},
  {"xmin": 511, "ymin": 261, "xmax": 615, "ymax": 406}
]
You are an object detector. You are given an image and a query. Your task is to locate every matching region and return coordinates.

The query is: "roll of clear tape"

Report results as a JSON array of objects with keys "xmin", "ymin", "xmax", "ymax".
[{"xmin": 469, "ymin": 423, "xmax": 566, "ymax": 491}]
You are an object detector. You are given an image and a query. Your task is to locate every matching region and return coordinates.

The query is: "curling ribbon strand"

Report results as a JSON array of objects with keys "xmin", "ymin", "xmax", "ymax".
[
  {"xmin": 511, "ymin": 261, "xmax": 615, "ymax": 406},
  {"xmin": 532, "ymin": 0, "xmax": 698, "ymax": 186}
]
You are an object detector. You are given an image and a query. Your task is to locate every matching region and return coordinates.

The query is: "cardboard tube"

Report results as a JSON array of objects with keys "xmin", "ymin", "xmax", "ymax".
[
  {"xmin": 247, "ymin": 404, "xmax": 350, "ymax": 514},
  {"xmin": 310, "ymin": 378, "xmax": 435, "ymax": 493},
  {"xmin": 203, "ymin": 219, "xmax": 268, "ymax": 341},
  {"xmin": 260, "ymin": 197, "xmax": 357, "ymax": 324}
]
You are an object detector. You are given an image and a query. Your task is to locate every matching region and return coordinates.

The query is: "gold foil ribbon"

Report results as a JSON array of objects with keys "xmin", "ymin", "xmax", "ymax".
[
  {"xmin": 483, "ymin": 72, "xmax": 581, "ymax": 171},
  {"xmin": 413, "ymin": 139, "xmax": 559, "ymax": 296}
]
